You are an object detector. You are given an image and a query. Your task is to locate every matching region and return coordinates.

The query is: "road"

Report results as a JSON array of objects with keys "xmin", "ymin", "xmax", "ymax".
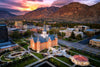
[
  {"xmin": 58, "ymin": 39, "xmax": 100, "ymax": 55},
  {"xmin": 78, "ymin": 34, "xmax": 100, "ymax": 44}
]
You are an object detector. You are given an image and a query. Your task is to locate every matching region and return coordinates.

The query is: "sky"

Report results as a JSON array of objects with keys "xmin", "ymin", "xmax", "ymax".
[{"xmin": 0, "ymin": 0, "xmax": 100, "ymax": 15}]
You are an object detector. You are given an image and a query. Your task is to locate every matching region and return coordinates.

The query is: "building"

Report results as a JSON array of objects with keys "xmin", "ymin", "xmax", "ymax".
[
  {"xmin": 23, "ymin": 23, "xmax": 36, "ymax": 30},
  {"xmin": 0, "ymin": 24, "xmax": 18, "ymax": 52},
  {"xmin": 0, "ymin": 24, "xmax": 8, "ymax": 43},
  {"xmin": 60, "ymin": 28, "xmax": 83, "ymax": 38},
  {"xmin": 70, "ymin": 55, "xmax": 90, "ymax": 66},
  {"xmin": 30, "ymin": 24, "xmax": 58, "ymax": 53},
  {"xmin": 14, "ymin": 21, "xmax": 23, "ymax": 29},
  {"xmin": 89, "ymin": 39, "xmax": 100, "ymax": 47},
  {"xmin": 74, "ymin": 25, "xmax": 89, "ymax": 31},
  {"xmin": 85, "ymin": 29, "xmax": 100, "ymax": 34},
  {"xmin": 8, "ymin": 27, "xmax": 27, "ymax": 34}
]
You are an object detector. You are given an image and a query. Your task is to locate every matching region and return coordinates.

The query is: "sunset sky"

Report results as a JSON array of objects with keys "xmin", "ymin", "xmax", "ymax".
[{"xmin": 0, "ymin": 0, "xmax": 100, "ymax": 15}]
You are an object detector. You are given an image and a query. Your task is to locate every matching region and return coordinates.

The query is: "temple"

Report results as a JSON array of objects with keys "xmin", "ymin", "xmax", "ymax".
[{"xmin": 30, "ymin": 22, "xmax": 58, "ymax": 53}]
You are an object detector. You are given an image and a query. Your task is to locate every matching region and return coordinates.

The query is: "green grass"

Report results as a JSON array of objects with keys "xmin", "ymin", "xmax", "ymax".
[
  {"xmin": 3, "ymin": 56, "xmax": 37, "ymax": 67},
  {"xmin": 40, "ymin": 49, "xmax": 48, "ymax": 53},
  {"xmin": 56, "ymin": 57, "xmax": 74, "ymax": 65},
  {"xmin": 89, "ymin": 59, "xmax": 100, "ymax": 67},
  {"xmin": 23, "ymin": 44, "xmax": 29, "ymax": 50},
  {"xmin": 32, "ymin": 53, "xmax": 44, "ymax": 59},
  {"xmin": 48, "ymin": 58, "xmax": 69, "ymax": 67},
  {"xmin": 14, "ymin": 57, "xmax": 37, "ymax": 67},
  {"xmin": 1, "ymin": 55, "xmax": 12, "ymax": 62},
  {"xmin": 70, "ymin": 49, "xmax": 100, "ymax": 61}
]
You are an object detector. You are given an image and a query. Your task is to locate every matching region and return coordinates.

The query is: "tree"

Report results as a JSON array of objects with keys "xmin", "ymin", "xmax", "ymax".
[
  {"xmin": 70, "ymin": 31, "xmax": 75, "ymax": 39},
  {"xmin": 61, "ymin": 32, "xmax": 65, "ymax": 38},
  {"xmin": 23, "ymin": 30, "xmax": 32, "ymax": 37},
  {"xmin": 76, "ymin": 34, "xmax": 82, "ymax": 40},
  {"xmin": 10, "ymin": 31, "xmax": 22, "ymax": 39},
  {"xmin": 85, "ymin": 31, "xmax": 95, "ymax": 37}
]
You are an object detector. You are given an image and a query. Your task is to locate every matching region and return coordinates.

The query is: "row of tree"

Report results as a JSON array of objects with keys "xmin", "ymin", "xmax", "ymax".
[{"xmin": 9, "ymin": 30, "xmax": 32, "ymax": 39}]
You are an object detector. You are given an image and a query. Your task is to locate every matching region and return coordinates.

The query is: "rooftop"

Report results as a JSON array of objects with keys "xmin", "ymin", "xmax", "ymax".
[
  {"xmin": 33, "ymin": 34, "xmax": 56, "ymax": 43},
  {"xmin": 91, "ymin": 39, "xmax": 100, "ymax": 42},
  {"xmin": 85, "ymin": 29, "xmax": 95, "ymax": 32},
  {"xmin": 73, "ymin": 55, "xmax": 88, "ymax": 62},
  {"xmin": 0, "ymin": 24, "xmax": 6, "ymax": 26},
  {"xmin": 0, "ymin": 41, "xmax": 17, "ymax": 49}
]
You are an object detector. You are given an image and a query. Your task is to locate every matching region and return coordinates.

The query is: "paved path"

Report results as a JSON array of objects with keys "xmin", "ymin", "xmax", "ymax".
[{"xmin": 58, "ymin": 39, "xmax": 100, "ymax": 55}]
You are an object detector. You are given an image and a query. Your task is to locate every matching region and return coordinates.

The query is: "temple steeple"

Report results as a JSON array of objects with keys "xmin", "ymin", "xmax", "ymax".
[
  {"xmin": 41, "ymin": 21, "xmax": 48, "ymax": 38},
  {"xmin": 43, "ymin": 21, "xmax": 47, "ymax": 32}
]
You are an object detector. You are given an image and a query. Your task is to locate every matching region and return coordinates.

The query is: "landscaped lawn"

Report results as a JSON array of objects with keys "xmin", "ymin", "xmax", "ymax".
[
  {"xmin": 32, "ymin": 53, "xmax": 44, "ymax": 59},
  {"xmin": 56, "ymin": 56, "xmax": 74, "ymax": 65},
  {"xmin": 1, "ymin": 55, "xmax": 12, "ymax": 62},
  {"xmin": 23, "ymin": 44, "xmax": 29, "ymax": 50},
  {"xmin": 48, "ymin": 58, "xmax": 69, "ymax": 67},
  {"xmin": 70, "ymin": 49, "xmax": 100, "ymax": 61},
  {"xmin": 3, "ymin": 56, "xmax": 37, "ymax": 67}
]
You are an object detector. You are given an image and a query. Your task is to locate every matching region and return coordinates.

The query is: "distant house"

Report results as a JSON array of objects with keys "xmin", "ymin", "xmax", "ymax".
[
  {"xmin": 60, "ymin": 28, "xmax": 83, "ymax": 38},
  {"xmin": 74, "ymin": 25, "xmax": 89, "ymax": 31},
  {"xmin": 85, "ymin": 29, "xmax": 100, "ymax": 34},
  {"xmin": 30, "ymin": 24, "xmax": 58, "ymax": 53},
  {"xmin": 14, "ymin": 21, "xmax": 23, "ymax": 29},
  {"xmin": 89, "ymin": 39, "xmax": 100, "ymax": 47}
]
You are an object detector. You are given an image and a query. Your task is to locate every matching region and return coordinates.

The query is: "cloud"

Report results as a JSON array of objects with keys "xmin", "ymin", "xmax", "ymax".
[
  {"xmin": 52, "ymin": 0, "xmax": 73, "ymax": 7},
  {"xmin": 0, "ymin": 0, "xmax": 28, "ymax": 8},
  {"xmin": 27, "ymin": 0, "xmax": 43, "ymax": 2},
  {"xmin": 52, "ymin": 0, "xmax": 100, "ymax": 7}
]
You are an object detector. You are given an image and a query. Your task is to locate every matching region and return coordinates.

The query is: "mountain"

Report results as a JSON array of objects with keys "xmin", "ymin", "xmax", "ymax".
[
  {"xmin": 0, "ymin": 10, "xmax": 16, "ymax": 19},
  {"xmin": 51, "ymin": 2, "xmax": 100, "ymax": 22},
  {"xmin": 8, "ymin": 2, "xmax": 100, "ymax": 23},
  {"xmin": 23, "ymin": 7, "xmax": 59, "ymax": 20}
]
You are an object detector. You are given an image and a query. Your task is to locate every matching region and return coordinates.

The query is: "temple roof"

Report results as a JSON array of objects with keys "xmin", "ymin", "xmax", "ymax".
[{"xmin": 33, "ymin": 34, "xmax": 56, "ymax": 43}]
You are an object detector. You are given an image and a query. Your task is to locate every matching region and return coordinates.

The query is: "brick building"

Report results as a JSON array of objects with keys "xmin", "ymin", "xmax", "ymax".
[{"xmin": 30, "ymin": 24, "xmax": 58, "ymax": 53}]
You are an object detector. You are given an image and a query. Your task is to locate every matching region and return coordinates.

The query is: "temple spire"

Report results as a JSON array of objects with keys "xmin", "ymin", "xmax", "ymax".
[
  {"xmin": 43, "ymin": 21, "xmax": 46, "ymax": 32},
  {"xmin": 37, "ymin": 35, "xmax": 40, "ymax": 42},
  {"xmin": 31, "ymin": 34, "xmax": 33, "ymax": 39},
  {"xmin": 55, "ymin": 34, "xmax": 58, "ymax": 38}
]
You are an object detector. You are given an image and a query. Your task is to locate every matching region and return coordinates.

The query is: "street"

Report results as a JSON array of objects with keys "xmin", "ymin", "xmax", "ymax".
[{"xmin": 58, "ymin": 39, "xmax": 100, "ymax": 55}]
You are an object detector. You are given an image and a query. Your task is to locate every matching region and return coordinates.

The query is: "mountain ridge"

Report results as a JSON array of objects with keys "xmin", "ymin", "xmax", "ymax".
[{"xmin": 2, "ymin": 2, "xmax": 100, "ymax": 23}]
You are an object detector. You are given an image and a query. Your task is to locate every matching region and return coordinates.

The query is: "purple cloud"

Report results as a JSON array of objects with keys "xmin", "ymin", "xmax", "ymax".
[
  {"xmin": 27, "ymin": 0, "xmax": 43, "ymax": 2},
  {"xmin": 52, "ymin": 0, "xmax": 100, "ymax": 7}
]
